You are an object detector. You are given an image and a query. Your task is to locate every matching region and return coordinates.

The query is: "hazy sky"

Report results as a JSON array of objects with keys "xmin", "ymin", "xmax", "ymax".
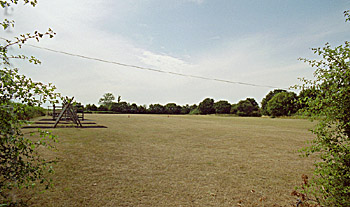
[{"xmin": 1, "ymin": 0, "xmax": 350, "ymax": 106}]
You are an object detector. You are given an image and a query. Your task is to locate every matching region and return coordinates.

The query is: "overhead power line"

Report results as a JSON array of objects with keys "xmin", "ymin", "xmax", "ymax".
[{"xmin": 1, "ymin": 37, "xmax": 287, "ymax": 89}]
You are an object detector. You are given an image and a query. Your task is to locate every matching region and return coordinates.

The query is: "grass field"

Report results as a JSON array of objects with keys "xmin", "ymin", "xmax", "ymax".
[{"xmin": 24, "ymin": 114, "xmax": 316, "ymax": 206}]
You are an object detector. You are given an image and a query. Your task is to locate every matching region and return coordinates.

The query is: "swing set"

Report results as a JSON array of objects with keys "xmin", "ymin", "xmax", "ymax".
[{"xmin": 48, "ymin": 97, "xmax": 84, "ymax": 128}]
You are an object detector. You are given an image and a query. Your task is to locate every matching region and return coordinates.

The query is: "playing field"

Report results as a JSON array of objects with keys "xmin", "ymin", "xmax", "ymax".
[{"xmin": 25, "ymin": 114, "xmax": 315, "ymax": 206}]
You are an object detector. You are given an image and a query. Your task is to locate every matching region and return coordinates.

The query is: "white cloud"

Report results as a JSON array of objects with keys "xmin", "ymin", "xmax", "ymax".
[{"xmin": 139, "ymin": 51, "xmax": 195, "ymax": 73}]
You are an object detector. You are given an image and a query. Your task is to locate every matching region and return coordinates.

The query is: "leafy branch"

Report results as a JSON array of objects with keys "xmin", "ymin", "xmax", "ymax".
[
  {"xmin": 293, "ymin": 11, "xmax": 350, "ymax": 207},
  {"xmin": 0, "ymin": 0, "xmax": 61, "ymax": 205}
]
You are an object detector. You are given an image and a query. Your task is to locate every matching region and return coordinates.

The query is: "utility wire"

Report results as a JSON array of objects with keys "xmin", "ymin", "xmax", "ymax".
[{"xmin": 1, "ymin": 37, "xmax": 287, "ymax": 89}]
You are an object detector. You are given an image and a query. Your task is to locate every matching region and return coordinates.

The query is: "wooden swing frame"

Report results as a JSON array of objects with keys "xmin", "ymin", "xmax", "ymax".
[{"xmin": 53, "ymin": 97, "xmax": 83, "ymax": 128}]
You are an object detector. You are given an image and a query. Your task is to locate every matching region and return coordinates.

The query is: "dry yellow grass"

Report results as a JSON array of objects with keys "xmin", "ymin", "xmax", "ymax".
[{"xmin": 24, "ymin": 114, "xmax": 315, "ymax": 206}]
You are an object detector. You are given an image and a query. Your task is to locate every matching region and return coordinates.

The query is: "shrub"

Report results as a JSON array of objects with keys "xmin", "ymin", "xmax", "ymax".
[{"xmin": 294, "ymin": 11, "xmax": 350, "ymax": 206}]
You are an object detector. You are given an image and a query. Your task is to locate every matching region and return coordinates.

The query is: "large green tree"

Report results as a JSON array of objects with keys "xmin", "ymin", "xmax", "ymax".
[
  {"xmin": 293, "ymin": 10, "xmax": 350, "ymax": 207},
  {"xmin": 164, "ymin": 103, "xmax": 181, "ymax": 114},
  {"xmin": 213, "ymin": 100, "xmax": 231, "ymax": 114},
  {"xmin": 98, "ymin": 93, "xmax": 115, "ymax": 110},
  {"xmin": 235, "ymin": 98, "xmax": 261, "ymax": 117},
  {"xmin": 0, "ymin": 0, "xmax": 59, "ymax": 205},
  {"xmin": 261, "ymin": 89, "xmax": 286, "ymax": 116},
  {"xmin": 266, "ymin": 91, "xmax": 298, "ymax": 117},
  {"xmin": 198, "ymin": 98, "xmax": 215, "ymax": 115}
]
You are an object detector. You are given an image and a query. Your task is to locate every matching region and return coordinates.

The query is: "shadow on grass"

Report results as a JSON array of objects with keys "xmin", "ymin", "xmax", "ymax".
[
  {"xmin": 23, "ymin": 118, "xmax": 107, "ymax": 129},
  {"xmin": 23, "ymin": 125, "xmax": 107, "ymax": 129}
]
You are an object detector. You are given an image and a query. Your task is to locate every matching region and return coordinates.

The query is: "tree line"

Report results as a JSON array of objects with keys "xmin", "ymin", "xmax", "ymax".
[{"xmin": 85, "ymin": 89, "xmax": 314, "ymax": 117}]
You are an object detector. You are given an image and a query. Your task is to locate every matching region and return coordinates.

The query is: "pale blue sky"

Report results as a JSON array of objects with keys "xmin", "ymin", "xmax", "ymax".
[
  {"xmin": 104, "ymin": 0, "xmax": 347, "ymax": 55},
  {"xmin": 1, "ymin": 0, "xmax": 350, "ymax": 106}
]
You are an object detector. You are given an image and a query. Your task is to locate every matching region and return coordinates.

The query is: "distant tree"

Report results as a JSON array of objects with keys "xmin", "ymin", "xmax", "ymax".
[
  {"xmin": 72, "ymin": 101, "xmax": 82, "ymax": 107},
  {"xmin": 236, "ymin": 98, "xmax": 261, "ymax": 117},
  {"xmin": 188, "ymin": 104, "xmax": 199, "ymax": 114},
  {"xmin": 91, "ymin": 104, "xmax": 98, "ymax": 111},
  {"xmin": 97, "ymin": 105, "xmax": 108, "ymax": 111},
  {"xmin": 119, "ymin": 102, "xmax": 130, "ymax": 113},
  {"xmin": 85, "ymin": 104, "xmax": 97, "ymax": 111},
  {"xmin": 148, "ymin": 104, "xmax": 165, "ymax": 114},
  {"xmin": 179, "ymin": 104, "xmax": 190, "ymax": 114},
  {"xmin": 98, "ymin": 93, "xmax": 115, "ymax": 110},
  {"xmin": 190, "ymin": 104, "xmax": 198, "ymax": 111},
  {"xmin": 189, "ymin": 108, "xmax": 200, "ymax": 115},
  {"xmin": 214, "ymin": 100, "xmax": 231, "ymax": 114},
  {"xmin": 189, "ymin": 104, "xmax": 198, "ymax": 113},
  {"xmin": 198, "ymin": 98, "xmax": 215, "ymax": 115},
  {"xmin": 261, "ymin": 89, "xmax": 287, "ymax": 116},
  {"xmin": 138, "ymin": 105, "xmax": 147, "ymax": 114},
  {"xmin": 230, "ymin": 103, "xmax": 238, "ymax": 114},
  {"xmin": 247, "ymin": 98, "xmax": 259, "ymax": 109},
  {"xmin": 165, "ymin": 103, "xmax": 181, "ymax": 114},
  {"xmin": 111, "ymin": 102, "xmax": 129, "ymax": 113},
  {"xmin": 129, "ymin": 103, "xmax": 139, "ymax": 114},
  {"xmin": 266, "ymin": 91, "xmax": 298, "ymax": 117}
]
